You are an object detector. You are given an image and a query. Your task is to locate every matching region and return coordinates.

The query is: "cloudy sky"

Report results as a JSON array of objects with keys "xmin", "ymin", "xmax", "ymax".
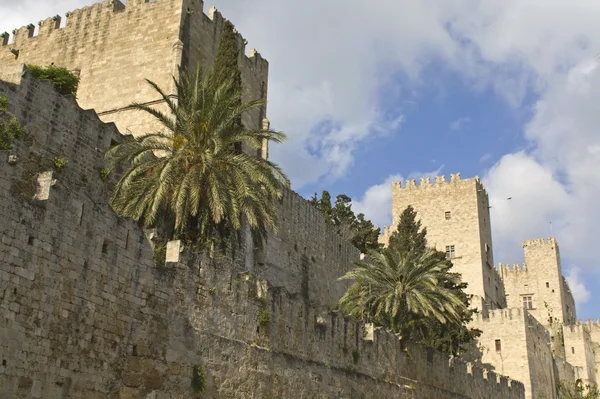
[{"xmin": 2, "ymin": 0, "xmax": 599, "ymax": 319}]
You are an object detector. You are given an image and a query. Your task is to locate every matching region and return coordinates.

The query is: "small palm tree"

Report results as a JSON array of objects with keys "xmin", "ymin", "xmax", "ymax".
[
  {"xmin": 338, "ymin": 247, "xmax": 467, "ymax": 337},
  {"xmin": 105, "ymin": 68, "xmax": 289, "ymax": 251}
]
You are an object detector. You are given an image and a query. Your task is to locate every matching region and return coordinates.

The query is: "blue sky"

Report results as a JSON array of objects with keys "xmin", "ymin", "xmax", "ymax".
[{"xmin": 1, "ymin": 0, "xmax": 600, "ymax": 320}]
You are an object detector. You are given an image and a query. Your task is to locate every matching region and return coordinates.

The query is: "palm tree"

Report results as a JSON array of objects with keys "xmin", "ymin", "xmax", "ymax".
[
  {"xmin": 338, "ymin": 247, "xmax": 467, "ymax": 338},
  {"xmin": 105, "ymin": 68, "xmax": 289, "ymax": 251}
]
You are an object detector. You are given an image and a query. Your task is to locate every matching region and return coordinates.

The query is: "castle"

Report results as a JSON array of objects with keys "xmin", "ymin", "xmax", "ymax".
[
  {"xmin": 0, "ymin": 1, "xmax": 582, "ymax": 398},
  {"xmin": 380, "ymin": 175, "xmax": 599, "ymax": 398}
]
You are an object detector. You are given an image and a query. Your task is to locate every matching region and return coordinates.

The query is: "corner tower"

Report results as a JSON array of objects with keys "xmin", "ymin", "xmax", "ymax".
[{"xmin": 381, "ymin": 174, "xmax": 506, "ymax": 309}]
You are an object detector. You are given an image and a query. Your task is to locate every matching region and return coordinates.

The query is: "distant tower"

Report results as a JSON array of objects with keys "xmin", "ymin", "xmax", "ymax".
[
  {"xmin": 381, "ymin": 174, "xmax": 506, "ymax": 309},
  {"xmin": 501, "ymin": 237, "xmax": 576, "ymax": 326}
]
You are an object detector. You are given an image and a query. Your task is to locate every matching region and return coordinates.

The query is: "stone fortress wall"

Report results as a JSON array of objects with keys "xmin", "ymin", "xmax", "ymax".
[
  {"xmin": 0, "ymin": 69, "xmax": 525, "ymax": 398},
  {"xmin": 0, "ymin": 0, "xmax": 268, "ymax": 141},
  {"xmin": 381, "ymin": 174, "xmax": 506, "ymax": 310}
]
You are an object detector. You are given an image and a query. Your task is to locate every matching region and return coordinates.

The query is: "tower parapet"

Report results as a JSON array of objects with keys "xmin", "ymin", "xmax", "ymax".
[
  {"xmin": 522, "ymin": 237, "xmax": 557, "ymax": 248},
  {"xmin": 392, "ymin": 174, "xmax": 489, "ymax": 190},
  {"xmin": 499, "ymin": 263, "xmax": 528, "ymax": 276}
]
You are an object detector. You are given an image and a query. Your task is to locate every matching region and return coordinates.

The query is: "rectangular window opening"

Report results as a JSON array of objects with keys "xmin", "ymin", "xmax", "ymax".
[
  {"xmin": 445, "ymin": 245, "xmax": 455, "ymax": 259},
  {"xmin": 495, "ymin": 339, "xmax": 501, "ymax": 352},
  {"xmin": 445, "ymin": 211, "xmax": 451, "ymax": 220},
  {"xmin": 546, "ymin": 282, "xmax": 550, "ymax": 288},
  {"xmin": 572, "ymin": 347, "xmax": 575, "ymax": 354},
  {"xmin": 522, "ymin": 296, "xmax": 533, "ymax": 310}
]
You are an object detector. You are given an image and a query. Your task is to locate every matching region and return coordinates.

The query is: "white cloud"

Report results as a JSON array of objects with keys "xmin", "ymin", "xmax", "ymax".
[
  {"xmin": 565, "ymin": 267, "xmax": 591, "ymax": 305},
  {"xmin": 483, "ymin": 59, "xmax": 600, "ymax": 275},
  {"xmin": 450, "ymin": 116, "xmax": 471, "ymax": 131}
]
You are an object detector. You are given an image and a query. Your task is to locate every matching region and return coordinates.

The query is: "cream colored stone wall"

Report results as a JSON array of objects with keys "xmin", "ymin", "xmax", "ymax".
[
  {"xmin": 384, "ymin": 174, "xmax": 505, "ymax": 309},
  {"xmin": 563, "ymin": 324, "xmax": 597, "ymax": 386},
  {"xmin": 0, "ymin": 0, "xmax": 268, "ymax": 139},
  {"xmin": 471, "ymin": 308, "xmax": 556, "ymax": 399},
  {"xmin": 501, "ymin": 238, "xmax": 576, "ymax": 328}
]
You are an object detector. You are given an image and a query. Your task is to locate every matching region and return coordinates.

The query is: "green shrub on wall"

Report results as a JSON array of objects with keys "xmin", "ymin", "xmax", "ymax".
[
  {"xmin": 258, "ymin": 310, "xmax": 272, "ymax": 325},
  {"xmin": 0, "ymin": 95, "xmax": 7, "ymax": 115},
  {"xmin": 191, "ymin": 364, "xmax": 207, "ymax": 393},
  {"xmin": 0, "ymin": 95, "xmax": 27, "ymax": 151},
  {"xmin": 27, "ymin": 65, "xmax": 80, "ymax": 97}
]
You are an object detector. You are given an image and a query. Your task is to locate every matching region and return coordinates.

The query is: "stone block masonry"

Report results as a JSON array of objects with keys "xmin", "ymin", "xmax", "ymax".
[
  {"xmin": 0, "ymin": 0, "xmax": 269, "ymax": 140},
  {"xmin": 0, "ymin": 69, "xmax": 524, "ymax": 398}
]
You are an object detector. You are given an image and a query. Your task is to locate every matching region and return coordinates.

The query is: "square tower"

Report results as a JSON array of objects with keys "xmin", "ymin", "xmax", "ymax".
[
  {"xmin": 500, "ymin": 238, "xmax": 576, "ymax": 326},
  {"xmin": 381, "ymin": 174, "xmax": 506, "ymax": 309},
  {"xmin": 0, "ymin": 0, "xmax": 269, "ymax": 142}
]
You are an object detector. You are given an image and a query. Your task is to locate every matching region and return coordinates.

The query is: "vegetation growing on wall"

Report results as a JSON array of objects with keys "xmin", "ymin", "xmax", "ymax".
[
  {"xmin": 338, "ymin": 205, "xmax": 481, "ymax": 357},
  {"xmin": 309, "ymin": 191, "xmax": 382, "ymax": 254},
  {"xmin": 559, "ymin": 379, "xmax": 600, "ymax": 399},
  {"xmin": 105, "ymin": 67, "xmax": 289, "ymax": 254},
  {"xmin": 258, "ymin": 309, "xmax": 272, "ymax": 325},
  {"xmin": 213, "ymin": 19, "xmax": 243, "ymax": 153},
  {"xmin": 27, "ymin": 65, "xmax": 80, "ymax": 96},
  {"xmin": 191, "ymin": 364, "xmax": 207, "ymax": 393},
  {"xmin": 52, "ymin": 156, "xmax": 68, "ymax": 173},
  {"xmin": 0, "ymin": 95, "xmax": 27, "ymax": 151}
]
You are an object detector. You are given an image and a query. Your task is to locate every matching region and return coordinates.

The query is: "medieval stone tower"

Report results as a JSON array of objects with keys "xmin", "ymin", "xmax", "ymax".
[
  {"xmin": 380, "ymin": 173, "xmax": 506, "ymax": 310},
  {"xmin": 501, "ymin": 238, "xmax": 576, "ymax": 327},
  {"xmin": 0, "ymin": 0, "xmax": 269, "ymax": 154}
]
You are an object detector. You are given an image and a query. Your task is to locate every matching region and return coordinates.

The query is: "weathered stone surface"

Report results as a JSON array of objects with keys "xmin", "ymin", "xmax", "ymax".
[{"xmin": 0, "ymin": 69, "xmax": 525, "ymax": 398}]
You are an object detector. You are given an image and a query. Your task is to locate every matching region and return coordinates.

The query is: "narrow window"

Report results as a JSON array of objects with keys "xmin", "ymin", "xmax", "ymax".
[
  {"xmin": 546, "ymin": 282, "xmax": 550, "ymax": 288},
  {"xmin": 485, "ymin": 243, "xmax": 490, "ymax": 253},
  {"xmin": 572, "ymin": 347, "xmax": 575, "ymax": 354},
  {"xmin": 522, "ymin": 296, "xmax": 533, "ymax": 310},
  {"xmin": 495, "ymin": 339, "xmax": 501, "ymax": 352},
  {"xmin": 445, "ymin": 245, "xmax": 456, "ymax": 259},
  {"xmin": 445, "ymin": 211, "xmax": 451, "ymax": 220}
]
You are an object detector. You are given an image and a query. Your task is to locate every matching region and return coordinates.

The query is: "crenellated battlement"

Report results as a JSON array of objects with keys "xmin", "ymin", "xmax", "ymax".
[
  {"xmin": 564, "ymin": 322, "xmax": 588, "ymax": 335},
  {"xmin": 582, "ymin": 319, "xmax": 600, "ymax": 330},
  {"xmin": 499, "ymin": 263, "xmax": 528, "ymax": 275},
  {"xmin": 392, "ymin": 173, "xmax": 488, "ymax": 194},
  {"xmin": 473, "ymin": 307, "xmax": 527, "ymax": 323},
  {"xmin": 1, "ymin": 0, "xmax": 266, "ymax": 65},
  {"xmin": 522, "ymin": 237, "xmax": 557, "ymax": 248}
]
